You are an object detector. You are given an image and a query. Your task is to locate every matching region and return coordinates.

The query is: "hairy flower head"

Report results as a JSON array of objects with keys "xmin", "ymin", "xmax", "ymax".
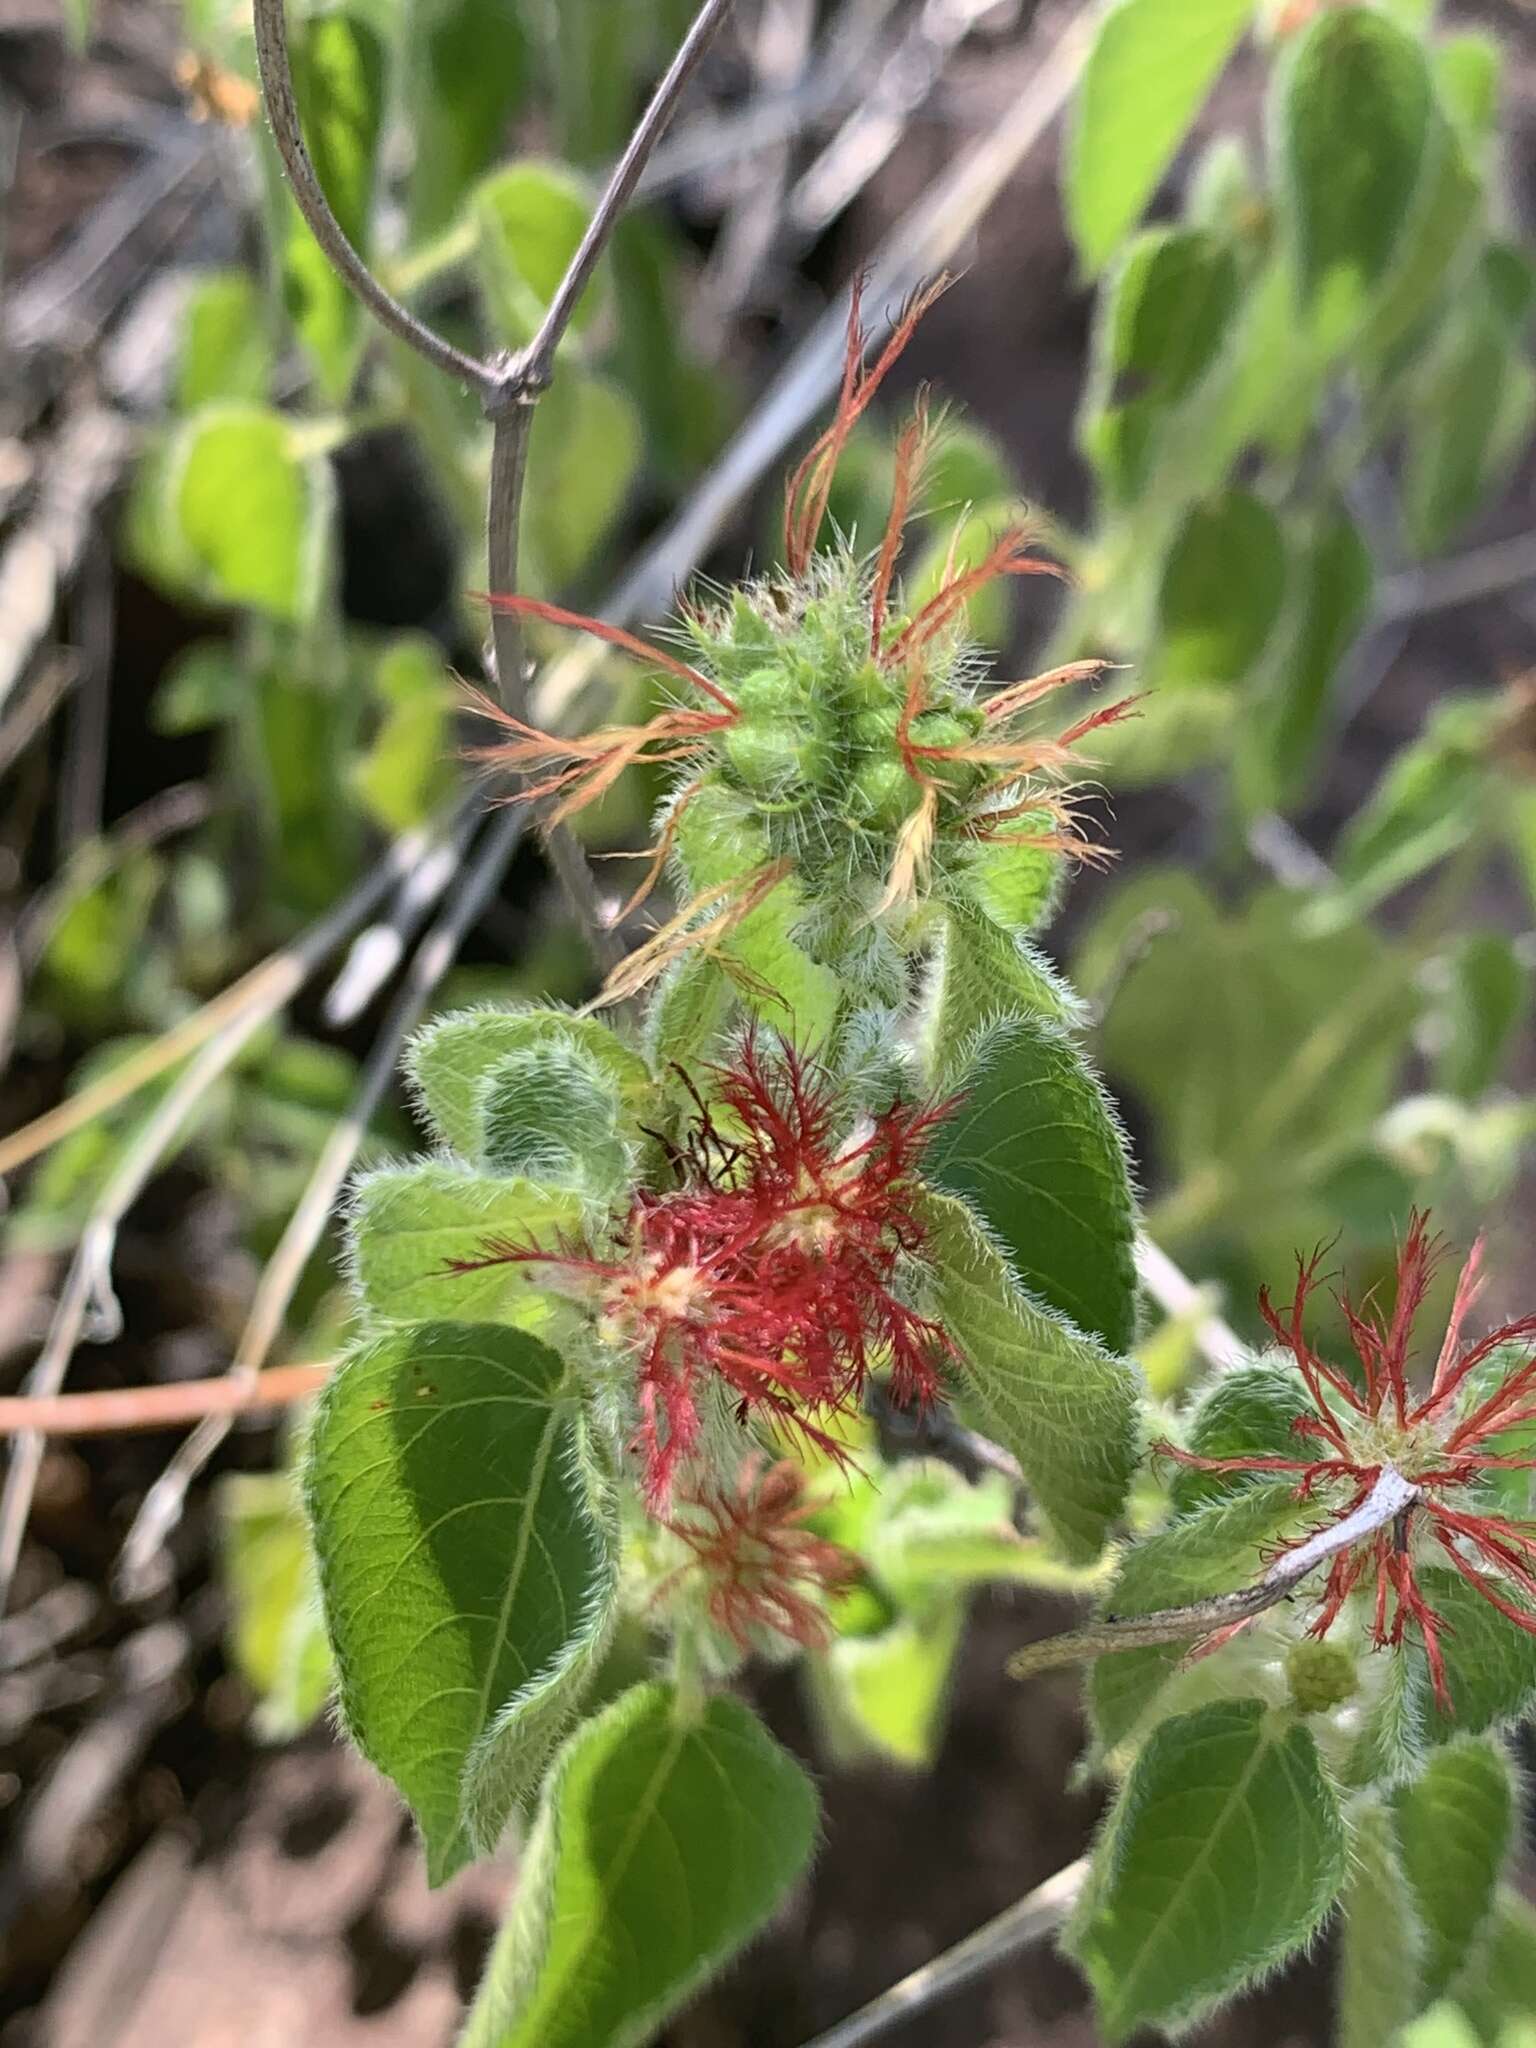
[
  {"xmin": 454, "ymin": 1035, "xmax": 958, "ymax": 1509},
  {"xmin": 1162, "ymin": 1214, "xmax": 1536, "ymax": 1708},
  {"xmin": 470, "ymin": 281, "xmax": 1133, "ymax": 998},
  {"xmin": 658, "ymin": 1454, "xmax": 857, "ymax": 1652}
]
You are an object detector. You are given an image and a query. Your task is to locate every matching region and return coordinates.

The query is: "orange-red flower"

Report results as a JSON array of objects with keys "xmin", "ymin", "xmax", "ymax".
[
  {"xmin": 1161, "ymin": 1214, "xmax": 1536, "ymax": 1707},
  {"xmin": 453, "ymin": 1037, "xmax": 959, "ymax": 1508},
  {"xmin": 660, "ymin": 1455, "xmax": 856, "ymax": 1651}
]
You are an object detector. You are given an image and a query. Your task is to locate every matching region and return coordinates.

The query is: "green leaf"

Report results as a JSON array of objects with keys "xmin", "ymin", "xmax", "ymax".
[
  {"xmin": 1432, "ymin": 933, "xmax": 1529, "ymax": 1102},
  {"xmin": 305, "ymin": 1322, "xmax": 617, "ymax": 1883},
  {"xmin": 1169, "ymin": 1359, "xmax": 1313, "ymax": 1514},
  {"xmin": 812, "ymin": 1605, "xmax": 966, "ymax": 1770},
  {"xmin": 177, "ymin": 270, "xmax": 275, "ymax": 409},
  {"xmin": 864, "ymin": 1463, "xmax": 1047, "ymax": 1609},
  {"xmin": 1362, "ymin": 111, "xmax": 1481, "ymax": 361},
  {"xmin": 1277, "ymin": 9, "xmax": 1433, "ymax": 346},
  {"xmin": 1448, "ymin": 1889, "xmax": 1536, "ymax": 2043},
  {"xmin": 1406, "ymin": 313, "xmax": 1535, "ymax": 554},
  {"xmin": 1088, "ymin": 1482, "xmax": 1308, "ymax": 1750},
  {"xmin": 251, "ymin": 666, "xmax": 361, "ymax": 912},
  {"xmin": 921, "ymin": 1192, "xmax": 1142, "ymax": 1563},
  {"xmin": 926, "ymin": 1016, "xmax": 1138, "ymax": 1355},
  {"xmin": 1078, "ymin": 227, "xmax": 1241, "ymax": 503},
  {"xmin": 149, "ymin": 641, "xmax": 243, "ymax": 736},
  {"xmin": 169, "ymin": 406, "xmax": 331, "ymax": 623},
  {"xmin": 1326, "ymin": 699, "xmax": 1497, "ymax": 926},
  {"xmin": 1437, "ymin": 32, "xmax": 1502, "ymax": 149},
  {"xmin": 522, "ymin": 373, "xmax": 642, "ymax": 592},
  {"xmin": 1155, "ymin": 488, "xmax": 1287, "ymax": 688},
  {"xmin": 407, "ymin": 0, "xmax": 528, "ymax": 236},
  {"xmin": 1077, "ymin": 872, "xmax": 1413, "ymax": 1194},
  {"xmin": 919, "ymin": 902, "xmax": 1082, "ymax": 1087},
  {"xmin": 1394, "ymin": 1738, "xmax": 1514, "ymax": 2004},
  {"xmin": 473, "ymin": 161, "xmax": 600, "ymax": 350},
  {"xmin": 674, "ymin": 784, "xmax": 841, "ymax": 1048},
  {"xmin": 405, "ymin": 1007, "xmax": 652, "ymax": 1162},
  {"xmin": 1069, "ymin": 1698, "xmax": 1348, "ymax": 2042},
  {"xmin": 1241, "ymin": 494, "xmax": 1373, "ymax": 814},
  {"xmin": 477, "ymin": 1042, "xmax": 632, "ymax": 1196},
  {"xmin": 1417, "ymin": 1568, "xmax": 1536, "ymax": 1740},
  {"xmin": 281, "ymin": 9, "xmax": 387, "ymax": 400},
  {"xmin": 1066, "ymin": 0, "xmax": 1256, "ymax": 274},
  {"xmin": 219, "ymin": 1470, "xmax": 332, "ymax": 1741},
  {"xmin": 351, "ymin": 635, "xmax": 457, "ymax": 833},
  {"xmin": 460, "ymin": 1682, "xmax": 818, "ymax": 2048},
  {"xmin": 1338, "ymin": 1796, "xmax": 1426, "ymax": 2048},
  {"xmin": 349, "ymin": 1162, "xmax": 583, "ymax": 1330}
]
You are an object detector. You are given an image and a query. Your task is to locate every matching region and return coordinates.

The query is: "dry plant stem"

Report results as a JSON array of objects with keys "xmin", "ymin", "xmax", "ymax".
[
  {"xmin": 0, "ymin": 816, "xmax": 434, "ymax": 1179},
  {"xmin": 255, "ymin": 0, "xmax": 732, "ymax": 976},
  {"xmin": 1008, "ymin": 1464, "xmax": 1420, "ymax": 1682},
  {"xmin": 533, "ymin": 0, "xmax": 1096, "ymax": 733},
  {"xmin": 251, "ymin": 0, "xmax": 491, "ymax": 396},
  {"xmin": 1133, "ymin": 1233, "xmax": 1247, "ymax": 1374},
  {"xmin": 0, "ymin": 1363, "xmax": 329, "ymax": 1439},
  {"xmin": 795, "ymin": 1857, "xmax": 1088, "ymax": 2048},
  {"xmin": 117, "ymin": 808, "xmax": 529, "ymax": 1588}
]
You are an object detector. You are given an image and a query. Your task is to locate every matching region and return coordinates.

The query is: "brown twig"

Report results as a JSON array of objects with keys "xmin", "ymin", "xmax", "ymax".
[{"xmin": 0, "ymin": 1362, "xmax": 328, "ymax": 1439}]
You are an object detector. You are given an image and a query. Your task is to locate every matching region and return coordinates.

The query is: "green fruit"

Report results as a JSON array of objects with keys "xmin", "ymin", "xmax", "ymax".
[
  {"xmin": 733, "ymin": 663, "xmax": 805, "ymax": 719},
  {"xmin": 847, "ymin": 756, "xmax": 917, "ymax": 830},
  {"xmin": 722, "ymin": 712, "xmax": 833, "ymax": 795},
  {"xmin": 1285, "ymin": 1637, "xmax": 1358, "ymax": 1716}
]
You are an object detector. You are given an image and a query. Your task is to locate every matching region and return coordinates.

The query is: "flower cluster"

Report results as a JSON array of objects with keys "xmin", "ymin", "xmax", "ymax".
[
  {"xmin": 1163, "ymin": 1215, "xmax": 1536, "ymax": 1706},
  {"xmin": 469, "ymin": 279, "xmax": 1133, "ymax": 994},
  {"xmin": 455, "ymin": 1036, "xmax": 958, "ymax": 1509},
  {"xmin": 659, "ymin": 1455, "xmax": 856, "ymax": 1652}
]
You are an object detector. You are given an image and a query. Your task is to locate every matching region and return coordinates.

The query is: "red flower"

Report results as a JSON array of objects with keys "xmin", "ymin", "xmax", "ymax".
[
  {"xmin": 454, "ymin": 1037, "xmax": 958, "ymax": 1509},
  {"xmin": 660, "ymin": 1455, "xmax": 857, "ymax": 1651},
  {"xmin": 1161, "ymin": 1214, "xmax": 1536, "ymax": 1708}
]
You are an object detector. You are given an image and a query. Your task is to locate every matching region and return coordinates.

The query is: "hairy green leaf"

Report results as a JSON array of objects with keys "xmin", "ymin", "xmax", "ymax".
[
  {"xmin": 1394, "ymin": 1738, "xmax": 1514, "ymax": 2003},
  {"xmin": 477, "ymin": 1042, "xmax": 632, "ymax": 1196},
  {"xmin": 405, "ymin": 1007, "xmax": 651, "ymax": 1162},
  {"xmin": 1070, "ymin": 1699, "xmax": 1348, "ymax": 2041},
  {"xmin": 177, "ymin": 271, "xmax": 275, "ymax": 410},
  {"xmin": 926, "ymin": 1017, "xmax": 1137, "ymax": 1354},
  {"xmin": 1067, "ymin": 0, "xmax": 1256, "ymax": 274},
  {"xmin": 460, "ymin": 1682, "xmax": 817, "ymax": 2048},
  {"xmin": 1169, "ymin": 1359, "xmax": 1313, "ymax": 1514},
  {"xmin": 349, "ymin": 1162, "xmax": 582, "ymax": 1330},
  {"xmin": 1338, "ymin": 1796, "xmax": 1426, "ymax": 2048},
  {"xmin": 674, "ymin": 784, "xmax": 841, "ymax": 1047},
  {"xmin": 305, "ymin": 1322, "xmax": 617, "ymax": 1883},
  {"xmin": 919, "ymin": 902, "xmax": 1082, "ymax": 1088},
  {"xmin": 1420, "ymin": 1568, "xmax": 1536, "ymax": 1739},
  {"xmin": 921, "ymin": 1193, "xmax": 1141, "ymax": 1562}
]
